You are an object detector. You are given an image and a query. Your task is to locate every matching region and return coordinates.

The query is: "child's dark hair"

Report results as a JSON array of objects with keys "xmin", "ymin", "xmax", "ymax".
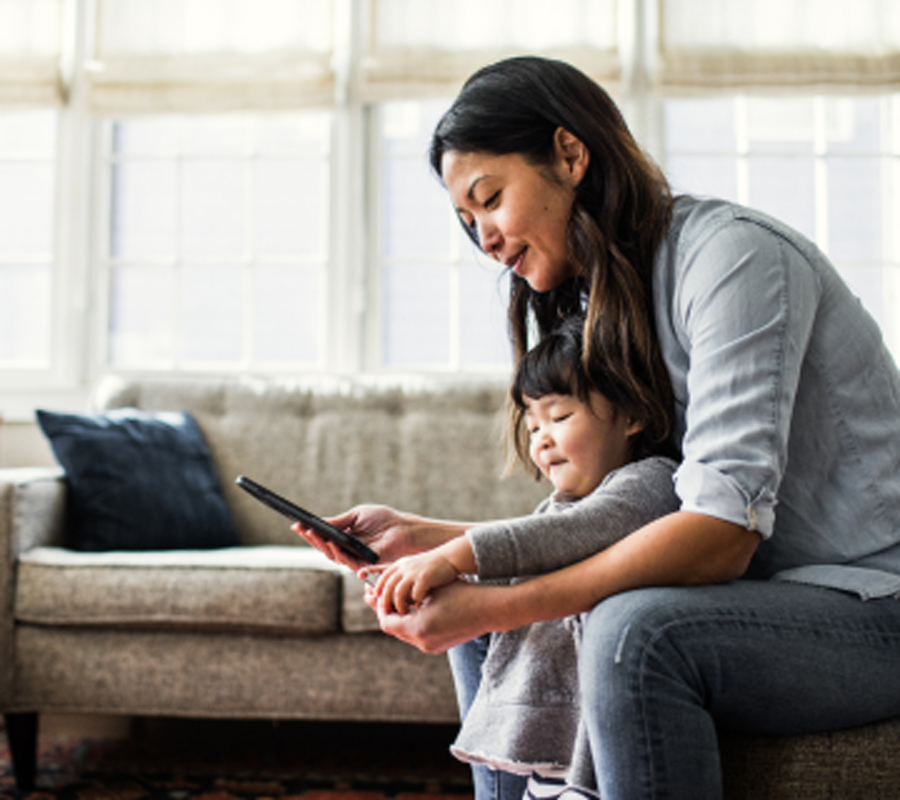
[{"xmin": 508, "ymin": 318, "xmax": 677, "ymax": 480}]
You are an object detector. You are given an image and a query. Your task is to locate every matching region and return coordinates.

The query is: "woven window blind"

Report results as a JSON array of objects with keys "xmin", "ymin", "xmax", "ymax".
[
  {"xmin": 0, "ymin": 0, "xmax": 63, "ymax": 107},
  {"xmin": 360, "ymin": 0, "xmax": 620, "ymax": 101},
  {"xmin": 87, "ymin": 0, "xmax": 335, "ymax": 114},
  {"xmin": 659, "ymin": 0, "xmax": 900, "ymax": 94}
]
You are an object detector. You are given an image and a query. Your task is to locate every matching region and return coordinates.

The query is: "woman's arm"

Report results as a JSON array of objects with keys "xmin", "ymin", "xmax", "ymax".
[
  {"xmin": 377, "ymin": 510, "xmax": 759, "ymax": 653},
  {"xmin": 294, "ymin": 504, "xmax": 471, "ymax": 568}
]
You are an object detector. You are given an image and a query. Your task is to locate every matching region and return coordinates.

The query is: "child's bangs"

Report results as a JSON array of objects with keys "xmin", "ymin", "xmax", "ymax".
[{"xmin": 511, "ymin": 331, "xmax": 590, "ymax": 408}]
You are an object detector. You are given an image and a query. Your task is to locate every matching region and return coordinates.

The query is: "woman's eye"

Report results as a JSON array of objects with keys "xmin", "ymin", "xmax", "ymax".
[{"xmin": 484, "ymin": 191, "xmax": 500, "ymax": 210}]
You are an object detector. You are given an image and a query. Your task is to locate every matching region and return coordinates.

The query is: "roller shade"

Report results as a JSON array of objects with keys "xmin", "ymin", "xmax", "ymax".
[
  {"xmin": 0, "ymin": 0, "xmax": 63, "ymax": 107},
  {"xmin": 87, "ymin": 0, "xmax": 335, "ymax": 115},
  {"xmin": 360, "ymin": 0, "xmax": 620, "ymax": 101},
  {"xmin": 658, "ymin": 0, "xmax": 900, "ymax": 94}
]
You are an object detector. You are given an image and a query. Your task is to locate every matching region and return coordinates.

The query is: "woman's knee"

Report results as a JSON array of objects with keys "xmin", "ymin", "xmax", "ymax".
[{"xmin": 578, "ymin": 587, "xmax": 712, "ymax": 704}]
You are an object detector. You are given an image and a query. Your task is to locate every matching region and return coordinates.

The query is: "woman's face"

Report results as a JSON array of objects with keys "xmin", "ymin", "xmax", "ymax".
[{"xmin": 440, "ymin": 130, "xmax": 588, "ymax": 294}]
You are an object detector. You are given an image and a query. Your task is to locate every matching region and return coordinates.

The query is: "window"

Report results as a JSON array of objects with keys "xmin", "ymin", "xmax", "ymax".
[
  {"xmin": 0, "ymin": 0, "xmax": 898, "ymax": 420},
  {"xmin": 0, "ymin": 110, "xmax": 56, "ymax": 370},
  {"xmin": 104, "ymin": 113, "xmax": 331, "ymax": 370},
  {"xmin": 663, "ymin": 94, "xmax": 900, "ymax": 347},
  {"xmin": 656, "ymin": 0, "xmax": 900, "ymax": 357},
  {"xmin": 376, "ymin": 100, "xmax": 511, "ymax": 370}
]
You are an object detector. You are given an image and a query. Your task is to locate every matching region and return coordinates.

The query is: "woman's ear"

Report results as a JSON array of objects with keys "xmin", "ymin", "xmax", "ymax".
[{"xmin": 553, "ymin": 127, "xmax": 590, "ymax": 187}]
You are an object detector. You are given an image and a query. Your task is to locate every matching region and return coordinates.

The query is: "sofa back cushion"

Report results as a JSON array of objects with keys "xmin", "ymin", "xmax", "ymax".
[{"xmin": 93, "ymin": 376, "xmax": 549, "ymax": 546}]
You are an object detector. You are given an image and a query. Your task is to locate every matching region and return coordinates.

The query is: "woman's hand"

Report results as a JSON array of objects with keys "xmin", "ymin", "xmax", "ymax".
[
  {"xmin": 370, "ymin": 580, "xmax": 509, "ymax": 654},
  {"xmin": 294, "ymin": 504, "xmax": 416, "ymax": 569},
  {"xmin": 294, "ymin": 504, "xmax": 471, "ymax": 569}
]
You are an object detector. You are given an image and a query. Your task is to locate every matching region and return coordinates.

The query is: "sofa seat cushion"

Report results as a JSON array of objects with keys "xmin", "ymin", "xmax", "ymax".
[{"xmin": 15, "ymin": 545, "xmax": 351, "ymax": 635}]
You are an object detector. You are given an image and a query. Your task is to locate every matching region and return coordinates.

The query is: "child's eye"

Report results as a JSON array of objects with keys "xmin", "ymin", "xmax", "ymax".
[{"xmin": 553, "ymin": 413, "xmax": 572, "ymax": 424}]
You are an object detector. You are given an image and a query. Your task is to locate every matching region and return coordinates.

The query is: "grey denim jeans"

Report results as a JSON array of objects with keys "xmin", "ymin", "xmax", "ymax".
[{"xmin": 580, "ymin": 580, "xmax": 900, "ymax": 799}]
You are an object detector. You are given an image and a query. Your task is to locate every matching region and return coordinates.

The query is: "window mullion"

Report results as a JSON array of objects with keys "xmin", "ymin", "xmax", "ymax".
[
  {"xmin": 327, "ymin": 0, "xmax": 367, "ymax": 374},
  {"xmin": 61, "ymin": 0, "xmax": 97, "ymax": 394},
  {"xmin": 813, "ymin": 97, "xmax": 829, "ymax": 254}
]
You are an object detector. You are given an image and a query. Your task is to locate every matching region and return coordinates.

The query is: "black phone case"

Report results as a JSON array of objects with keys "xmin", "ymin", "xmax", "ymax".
[{"xmin": 235, "ymin": 475, "xmax": 378, "ymax": 564}]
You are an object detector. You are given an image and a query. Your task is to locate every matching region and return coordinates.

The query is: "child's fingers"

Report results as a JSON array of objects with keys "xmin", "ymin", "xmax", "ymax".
[
  {"xmin": 381, "ymin": 571, "xmax": 407, "ymax": 615},
  {"xmin": 359, "ymin": 565, "xmax": 386, "ymax": 587}
]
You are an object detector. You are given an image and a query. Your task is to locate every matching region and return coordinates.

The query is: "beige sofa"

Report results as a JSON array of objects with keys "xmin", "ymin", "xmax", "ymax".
[
  {"xmin": 0, "ymin": 375, "xmax": 547, "ymax": 790},
  {"xmin": 3, "ymin": 375, "xmax": 900, "ymax": 797}
]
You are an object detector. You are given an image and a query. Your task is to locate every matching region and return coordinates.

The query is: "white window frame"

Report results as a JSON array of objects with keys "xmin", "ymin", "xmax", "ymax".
[{"xmin": 2, "ymin": 0, "xmax": 898, "ymax": 423}]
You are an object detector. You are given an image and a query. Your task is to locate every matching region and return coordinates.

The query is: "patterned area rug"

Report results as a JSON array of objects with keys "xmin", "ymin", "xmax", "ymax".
[{"xmin": 0, "ymin": 719, "xmax": 474, "ymax": 800}]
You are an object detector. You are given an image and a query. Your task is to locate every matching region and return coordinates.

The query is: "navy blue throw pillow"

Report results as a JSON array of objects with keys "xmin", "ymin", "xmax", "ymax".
[{"xmin": 36, "ymin": 408, "xmax": 242, "ymax": 551}]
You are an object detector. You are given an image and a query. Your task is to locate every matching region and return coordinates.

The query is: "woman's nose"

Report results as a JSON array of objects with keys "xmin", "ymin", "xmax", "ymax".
[{"xmin": 478, "ymin": 220, "xmax": 502, "ymax": 258}]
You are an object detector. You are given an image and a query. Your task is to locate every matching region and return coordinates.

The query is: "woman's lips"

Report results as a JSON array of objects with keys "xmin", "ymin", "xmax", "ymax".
[{"xmin": 507, "ymin": 249, "xmax": 527, "ymax": 274}]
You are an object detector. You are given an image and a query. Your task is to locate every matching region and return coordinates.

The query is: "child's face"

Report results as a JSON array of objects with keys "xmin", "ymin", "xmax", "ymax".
[{"xmin": 525, "ymin": 391, "xmax": 642, "ymax": 499}]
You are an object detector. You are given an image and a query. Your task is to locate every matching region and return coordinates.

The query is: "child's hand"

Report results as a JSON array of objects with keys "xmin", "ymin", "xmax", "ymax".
[{"xmin": 362, "ymin": 551, "xmax": 461, "ymax": 615}]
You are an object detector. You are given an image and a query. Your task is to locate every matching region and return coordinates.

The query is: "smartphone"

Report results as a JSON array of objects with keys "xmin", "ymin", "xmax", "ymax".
[{"xmin": 235, "ymin": 475, "xmax": 378, "ymax": 564}]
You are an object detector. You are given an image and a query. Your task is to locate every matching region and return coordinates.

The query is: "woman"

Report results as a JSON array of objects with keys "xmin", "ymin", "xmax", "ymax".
[{"xmin": 298, "ymin": 57, "xmax": 900, "ymax": 800}]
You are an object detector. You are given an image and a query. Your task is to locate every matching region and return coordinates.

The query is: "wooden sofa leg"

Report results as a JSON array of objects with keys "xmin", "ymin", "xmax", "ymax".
[{"xmin": 4, "ymin": 712, "xmax": 38, "ymax": 791}]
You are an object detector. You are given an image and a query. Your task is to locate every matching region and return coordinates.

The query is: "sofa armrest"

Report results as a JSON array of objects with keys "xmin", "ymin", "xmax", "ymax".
[{"xmin": 0, "ymin": 467, "xmax": 66, "ymax": 707}]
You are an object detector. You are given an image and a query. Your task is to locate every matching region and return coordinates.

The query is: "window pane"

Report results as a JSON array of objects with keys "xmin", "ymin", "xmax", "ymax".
[
  {"xmin": 665, "ymin": 155, "xmax": 739, "ymax": 201},
  {"xmin": 0, "ymin": 264, "xmax": 50, "ymax": 364},
  {"xmin": 747, "ymin": 98, "xmax": 815, "ymax": 153},
  {"xmin": 378, "ymin": 99, "xmax": 512, "ymax": 372},
  {"xmin": 0, "ymin": 109, "xmax": 55, "ymax": 369},
  {"xmin": 382, "ymin": 100, "xmax": 446, "ymax": 157},
  {"xmin": 383, "ymin": 262, "xmax": 449, "ymax": 365},
  {"xmin": 383, "ymin": 156, "xmax": 452, "ymax": 259},
  {"xmin": 181, "ymin": 161, "xmax": 246, "ymax": 257},
  {"xmin": 254, "ymin": 158, "xmax": 326, "ymax": 257},
  {"xmin": 179, "ymin": 265, "xmax": 243, "ymax": 363},
  {"xmin": 460, "ymin": 262, "xmax": 511, "ymax": 366},
  {"xmin": 112, "ymin": 118, "xmax": 179, "ymax": 156},
  {"xmin": 0, "ymin": 110, "xmax": 57, "ymax": 154},
  {"xmin": 0, "ymin": 162, "xmax": 53, "ymax": 253},
  {"xmin": 107, "ymin": 112, "xmax": 330, "ymax": 371},
  {"xmin": 835, "ymin": 264, "xmax": 886, "ymax": 331},
  {"xmin": 111, "ymin": 162, "xmax": 178, "ymax": 257},
  {"xmin": 256, "ymin": 114, "xmax": 330, "ymax": 154},
  {"xmin": 826, "ymin": 97, "xmax": 882, "ymax": 152},
  {"xmin": 109, "ymin": 264, "xmax": 176, "ymax": 365},
  {"xmin": 828, "ymin": 157, "xmax": 882, "ymax": 261},
  {"xmin": 253, "ymin": 264, "xmax": 319, "ymax": 363},
  {"xmin": 748, "ymin": 156, "xmax": 815, "ymax": 240},
  {"xmin": 662, "ymin": 92, "xmax": 898, "ymax": 364},
  {"xmin": 664, "ymin": 98, "xmax": 735, "ymax": 153}
]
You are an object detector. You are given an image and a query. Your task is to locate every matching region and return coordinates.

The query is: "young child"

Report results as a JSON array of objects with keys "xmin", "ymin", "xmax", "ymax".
[{"xmin": 364, "ymin": 318, "xmax": 681, "ymax": 797}]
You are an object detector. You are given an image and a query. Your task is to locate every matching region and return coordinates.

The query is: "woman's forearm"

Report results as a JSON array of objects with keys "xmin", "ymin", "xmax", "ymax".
[
  {"xmin": 403, "ymin": 515, "xmax": 473, "ymax": 553},
  {"xmin": 377, "ymin": 511, "xmax": 759, "ymax": 653},
  {"xmin": 495, "ymin": 511, "xmax": 761, "ymax": 629}
]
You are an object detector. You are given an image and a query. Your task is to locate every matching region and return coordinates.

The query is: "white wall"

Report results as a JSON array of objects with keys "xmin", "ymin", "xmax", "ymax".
[{"xmin": 1, "ymin": 421, "xmax": 56, "ymax": 468}]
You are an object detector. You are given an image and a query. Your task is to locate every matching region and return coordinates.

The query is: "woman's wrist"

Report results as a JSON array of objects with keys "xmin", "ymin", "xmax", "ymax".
[{"xmin": 403, "ymin": 516, "xmax": 471, "ymax": 554}]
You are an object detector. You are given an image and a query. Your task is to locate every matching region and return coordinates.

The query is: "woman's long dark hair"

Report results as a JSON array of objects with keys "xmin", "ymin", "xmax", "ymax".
[{"xmin": 429, "ymin": 56, "xmax": 677, "ymax": 456}]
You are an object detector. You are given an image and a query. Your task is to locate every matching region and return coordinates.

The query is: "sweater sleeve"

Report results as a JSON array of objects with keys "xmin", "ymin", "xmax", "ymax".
[{"xmin": 468, "ymin": 456, "xmax": 680, "ymax": 580}]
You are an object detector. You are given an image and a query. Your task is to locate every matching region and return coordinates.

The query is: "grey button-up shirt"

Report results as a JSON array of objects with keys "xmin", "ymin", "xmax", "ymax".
[{"xmin": 657, "ymin": 196, "xmax": 900, "ymax": 595}]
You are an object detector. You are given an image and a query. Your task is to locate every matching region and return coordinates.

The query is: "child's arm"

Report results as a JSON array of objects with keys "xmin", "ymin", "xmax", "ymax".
[
  {"xmin": 469, "ymin": 457, "xmax": 681, "ymax": 580},
  {"xmin": 363, "ymin": 535, "xmax": 476, "ymax": 615}
]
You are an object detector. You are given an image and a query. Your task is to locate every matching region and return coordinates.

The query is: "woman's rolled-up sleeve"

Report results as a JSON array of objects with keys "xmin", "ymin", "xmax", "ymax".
[{"xmin": 669, "ymin": 212, "xmax": 822, "ymax": 538}]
